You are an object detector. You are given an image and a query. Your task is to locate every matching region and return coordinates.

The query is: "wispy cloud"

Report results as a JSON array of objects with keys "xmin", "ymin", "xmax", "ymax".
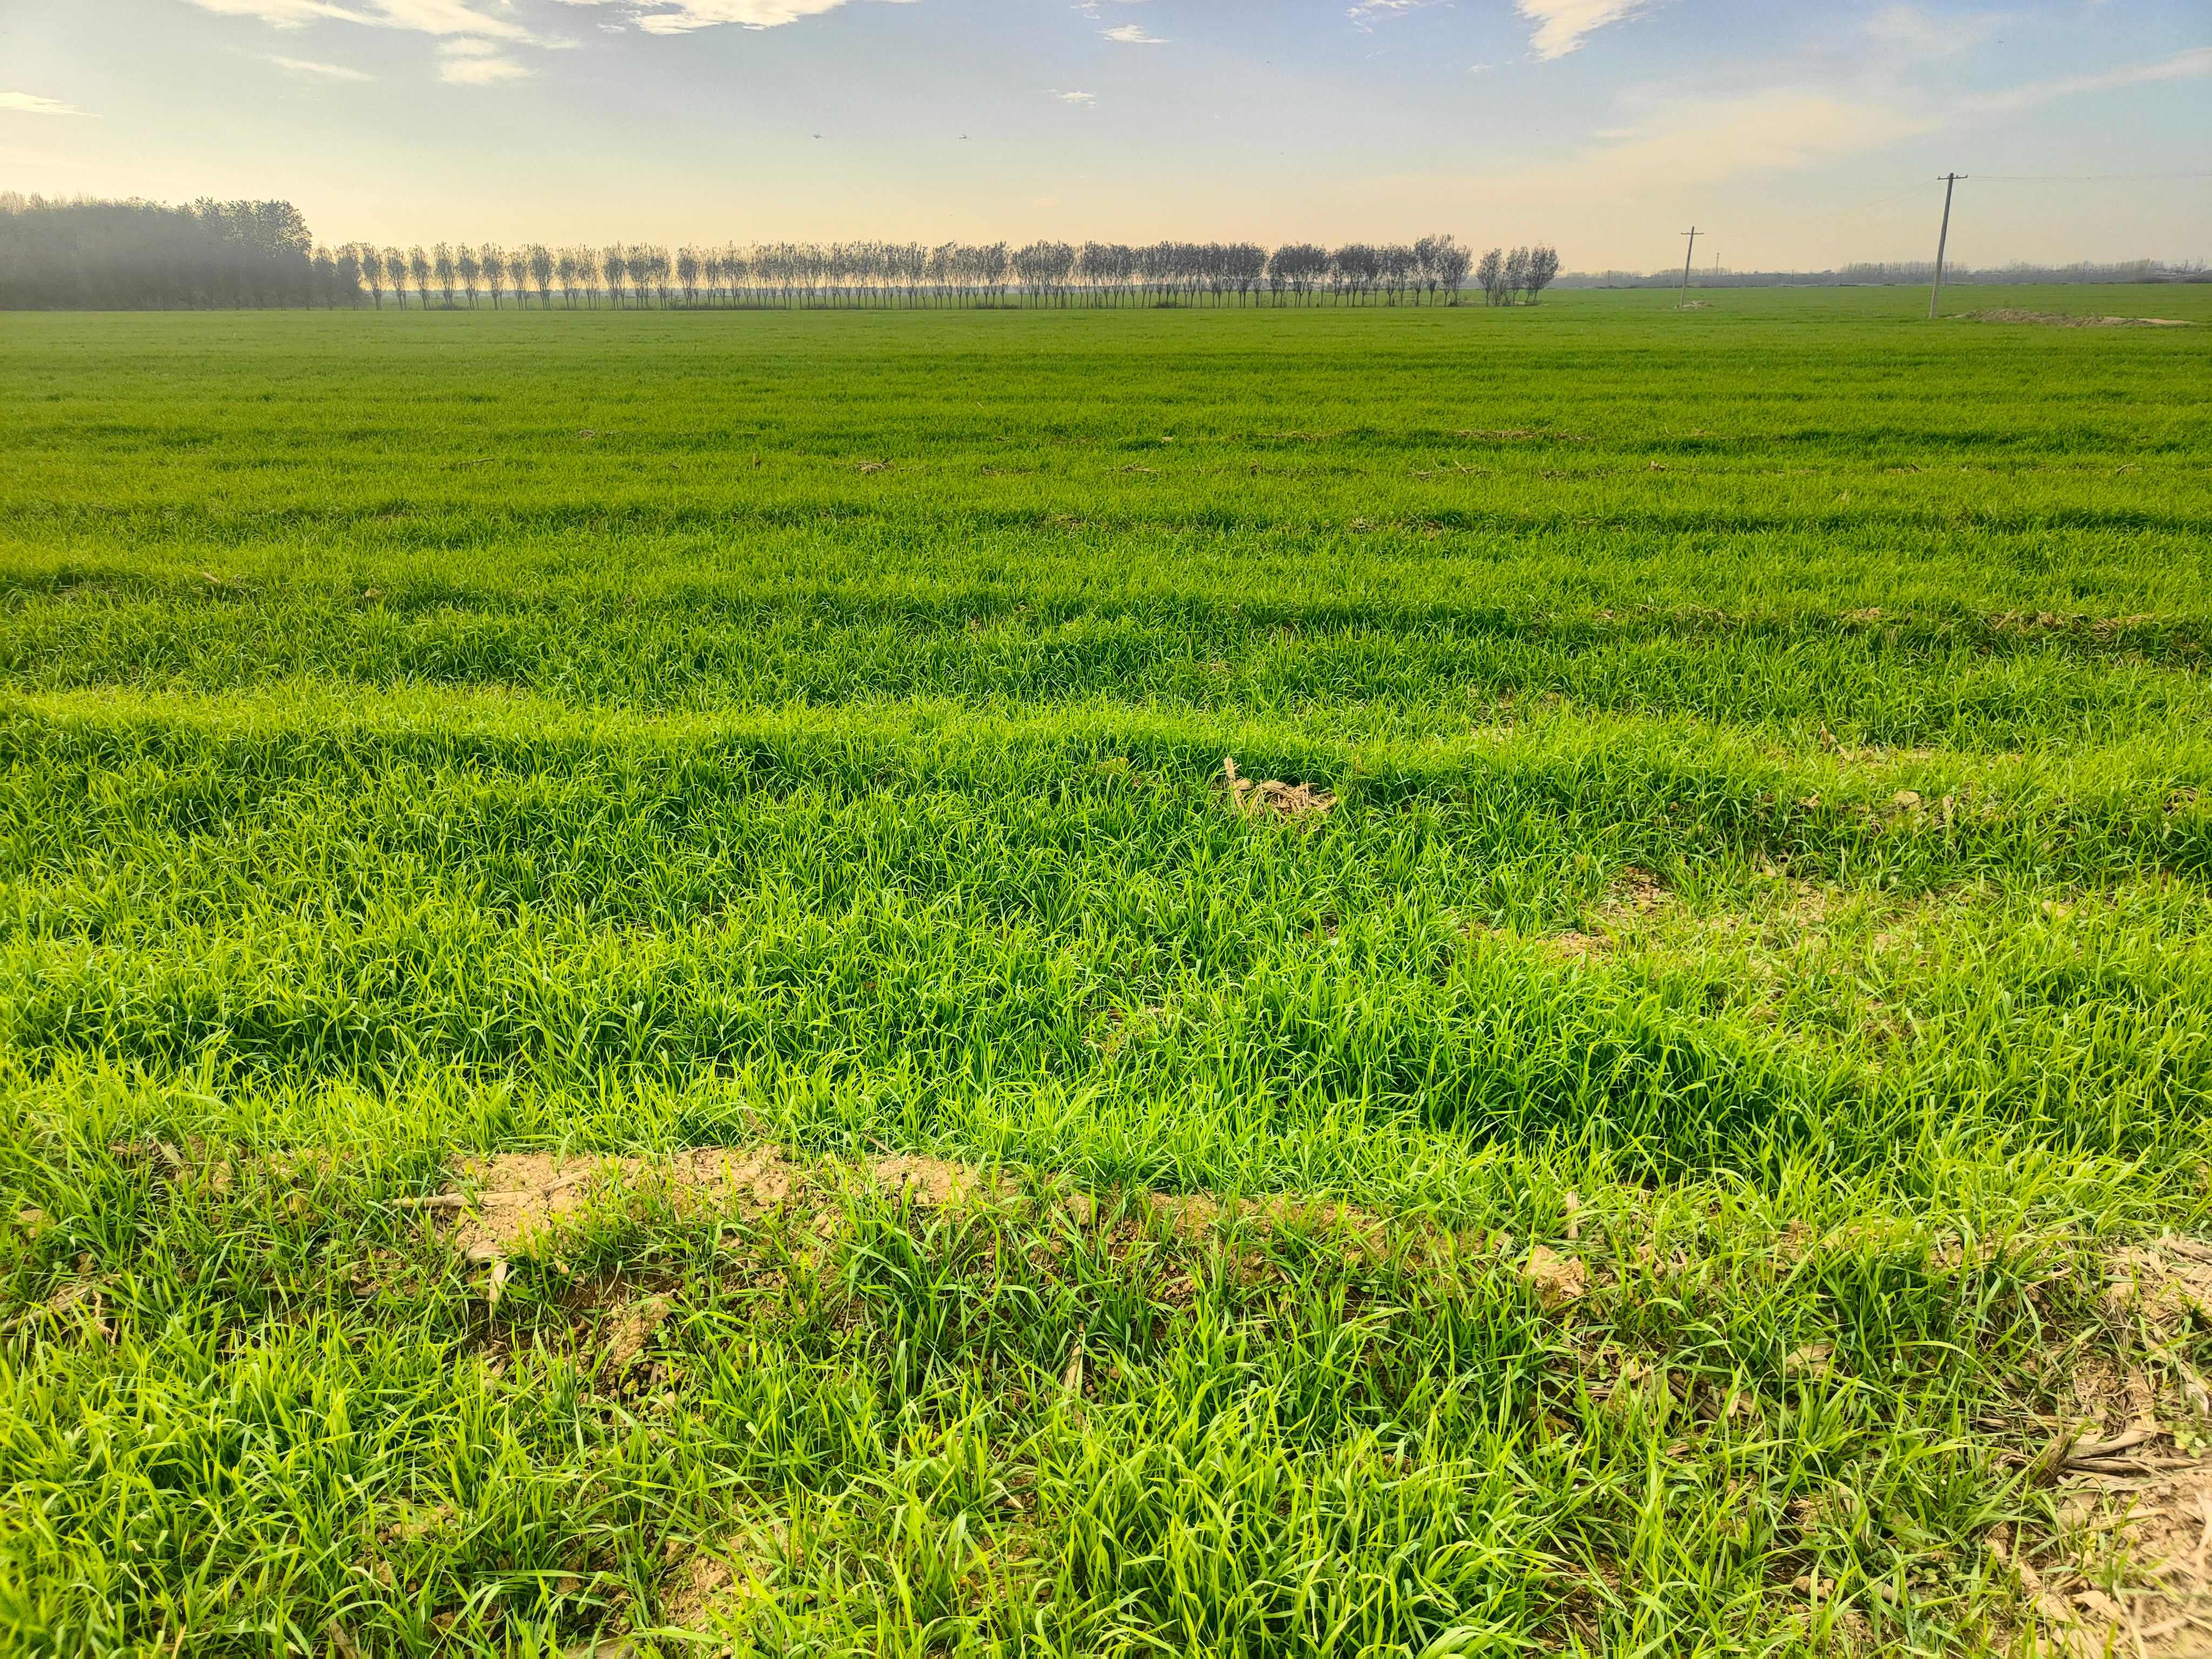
[
  {"xmin": 1101, "ymin": 22, "xmax": 1163, "ymax": 43},
  {"xmin": 181, "ymin": 0, "xmax": 528, "ymax": 36},
  {"xmin": 1055, "ymin": 89, "xmax": 1097, "ymax": 104},
  {"xmin": 1517, "ymin": 0, "xmax": 1646, "ymax": 61},
  {"xmin": 1347, "ymin": 0, "xmax": 1447, "ymax": 29},
  {"xmin": 0, "ymin": 91, "xmax": 93, "ymax": 116},
  {"xmin": 268, "ymin": 53, "xmax": 374, "ymax": 78},
  {"xmin": 543, "ymin": 0, "xmax": 917, "ymax": 34},
  {"xmin": 1958, "ymin": 44, "xmax": 2212, "ymax": 114},
  {"xmin": 1863, "ymin": 5, "xmax": 2005, "ymax": 60},
  {"xmin": 1487, "ymin": 43, "xmax": 2212, "ymax": 195},
  {"xmin": 438, "ymin": 50, "xmax": 530, "ymax": 80}
]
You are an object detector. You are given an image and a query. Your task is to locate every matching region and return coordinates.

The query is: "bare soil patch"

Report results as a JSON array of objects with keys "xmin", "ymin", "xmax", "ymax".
[
  {"xmin": 436, "ymin": 1148, "xmax": 1015, "ymax": 1264},
  {"xmin": 1959, "ymin": 309, "xmax": 2193, "ymax": 328}
]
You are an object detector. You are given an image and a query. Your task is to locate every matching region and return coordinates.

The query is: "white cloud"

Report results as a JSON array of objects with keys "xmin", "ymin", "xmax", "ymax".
[
  {"xmin": 547, "ymin": 0, "xmax": 918, "ymax": 33},
  {"xmin": 182, "ymin": 0, "xmax": 529, "ymax": 33},
  {"xmin": 1055, "ymin": 89, "xmax": 1097, "ymax": 104},
  {"xmin": 1516, "ymin": 0, "xmax": 1645, "ymax": 60},
  {"xmin": 1102, "ymin": 22, "xmax": 1163, "ymax": 42},
  {"xmin": 1347, "ymin": 0, "xmax": 1446, "ymax": 28},
  {"xmin": 0, "ymin": 91, "xmax": 92, "ymax": 116},
  {"xmin": 177, "ymin": 0, "xmax": 373, "ymax": 23},
  {"xmin": 438, "ymin": 50, "xmax": 530, "ymax": 80},
  {"xmin": 268, "ymin": 53, "xmax": 374, "ymax": 77}
]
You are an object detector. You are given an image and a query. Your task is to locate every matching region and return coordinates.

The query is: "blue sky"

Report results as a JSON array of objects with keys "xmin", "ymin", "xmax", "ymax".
[{"xmin": 4, "ymin": 0, "xmax": 2207, "ymax": 268}]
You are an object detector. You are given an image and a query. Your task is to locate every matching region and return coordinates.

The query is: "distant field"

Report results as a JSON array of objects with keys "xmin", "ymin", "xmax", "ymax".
[{"xmin": 3, "ymin": 285, "xmax": 2210, "ymax": 1656}]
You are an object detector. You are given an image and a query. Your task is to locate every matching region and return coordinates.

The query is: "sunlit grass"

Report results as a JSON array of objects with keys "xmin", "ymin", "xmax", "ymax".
[{"xmin": 1, "ymin": 288, "xmax": 2208, "ymax": 1655}]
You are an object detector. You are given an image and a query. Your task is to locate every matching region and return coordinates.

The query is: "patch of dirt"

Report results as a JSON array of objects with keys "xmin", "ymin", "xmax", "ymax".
[
  {"xmin": 2028, "ymin": 1239, "xmax": 2212, "ymax": 1657},
  {"xmin": 1524, "ymin": 1244, "xmax": 1587, "ymax": 1307},
  {"xmin": 1541, "ymin": 930, "xmax": 1609, "ymax": 962},
  {"xmin": 1219, "ymin": 756, "xmax": 1336, "ymax": 821},
  {"xmin": 1959, "ymin": 309, "xmax": 2193, "ymax": 328},
  {"xmin": 437, "ymin": 1148, "xmax": 1011, "ymax": 1265}
]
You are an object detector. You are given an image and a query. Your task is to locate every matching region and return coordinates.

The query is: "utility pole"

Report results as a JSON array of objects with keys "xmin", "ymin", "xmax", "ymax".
[
  {"xmin": 1928, "ymin": 172, "xmax": 1963, "ymax": 320},
  {"xmin": 1680, "ymin": 227, "xmax": 1697, "ymax": 306}
]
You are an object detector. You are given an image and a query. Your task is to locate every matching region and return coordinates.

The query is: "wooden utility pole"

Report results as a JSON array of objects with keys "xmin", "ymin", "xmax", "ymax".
[
  {"xmin": 1680, "ymin": 227, "xmax": 1698, "ymax": 306},
  {"xmin": 1928, "ymin": 173, "xmax": 1963, "ymax": 320}
]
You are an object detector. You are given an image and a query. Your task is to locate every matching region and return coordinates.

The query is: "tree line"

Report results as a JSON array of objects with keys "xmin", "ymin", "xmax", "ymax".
[
  {"xmin": 0, "ymin": 193, "xmax": 315, "ymax": 310},
  {"xmin": 1, "ymin": 198, "xmax": 1566, "ymax": 309}
]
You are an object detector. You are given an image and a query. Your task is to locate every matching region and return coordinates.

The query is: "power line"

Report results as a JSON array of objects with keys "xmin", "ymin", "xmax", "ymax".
[{"xmin": 1968, "ymin": 171, "xmax": 2212, "ymax": 182}]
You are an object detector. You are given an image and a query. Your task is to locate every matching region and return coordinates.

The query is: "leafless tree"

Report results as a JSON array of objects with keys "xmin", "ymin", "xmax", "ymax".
[
  {"xmin": 1503, "ymin": 246, "xmax": 1532, "ymax": 305},
  {"xmin": 1525, "ymin": 245, "xmax": 1560, "ymax": 302},
  {"xmin": 480, "ymin": 244, "xmax": 507, "ymax": 308},
  {"xmin": 1475, "ymin": 247, "xmax": 1505, "ymax": 305},
  {"xmin": 456, "ymin": 244, "xmax": 482, "ymax": 307},
  {"xmin": 525, "ymin": 244, "xmax": 553, "ymax": 309},
  {"xmin": 358, "ymin": 245, "xmax": 386, "ymax": 308},
  {"xmin": 601, "ymin": 246, "xmax": 627, "ymax": 308},
  {"xmin": 432, "ymin": 242, "xmax": 456, "ymax": 308}
]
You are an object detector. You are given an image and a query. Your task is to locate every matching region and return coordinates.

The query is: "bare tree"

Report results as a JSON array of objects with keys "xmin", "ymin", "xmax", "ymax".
[
  {"xmin": 528, "ymin": 244, "xmax": 554, "ymax": 309},
  {"xmin": 507, "ymin": 247, "xmax": 530, "ymax": 309},
  {"xmin": 601, "ymin": 246, "xmax": 627, "ymax": 308},
  {"xmin": 481, "ymin": 244, "xmax": 507, "ymax": 309},
  {"xmin": 676, "ymin": 245, "xmax": 702, "ymax": 305},
  {"xmin": 1525, "ymin": 244, "xmax": 1560, "ymax": 303},
  {"xmin": 456, "ymin": 244, "xmax": 483, "ymax": 307},
  {"xmin": 358, "ymin": 244, "xmax": 386, "ymax": 308},
  {"xmin": 409, "ymin": 246, "xmax": 433, "ymax": 309},
  {"xmin": 1503, "ymin": 246, "xmax": 1531, "ymax": 305},
  {"xmin": 1475, "ymin": 247, "xmax": 1505, "ymax": 306},
  {"xmin": 431, "ymin": 242, "xmax": 456, "ymax": 308},
  {"xmin": 385, "ymin": 247, "xmax": 409, "ymax": 308}
]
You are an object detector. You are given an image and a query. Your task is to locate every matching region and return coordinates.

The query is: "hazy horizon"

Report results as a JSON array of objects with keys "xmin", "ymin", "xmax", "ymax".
[{"xmin": 5, "ymin": 0, "xmax": 2208, "ymax": 272}]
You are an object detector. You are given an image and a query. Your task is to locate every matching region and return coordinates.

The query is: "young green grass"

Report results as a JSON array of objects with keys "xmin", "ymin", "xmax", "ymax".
[{"xmin": 1, "ymin": 286, "xmax": 2209, "ymax": 1655}]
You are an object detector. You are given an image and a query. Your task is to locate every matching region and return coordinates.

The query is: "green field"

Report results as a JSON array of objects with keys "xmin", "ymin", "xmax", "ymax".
[{"xmin": 4, "ymin": 285, "xmax": 2211, "ymax": 1656}]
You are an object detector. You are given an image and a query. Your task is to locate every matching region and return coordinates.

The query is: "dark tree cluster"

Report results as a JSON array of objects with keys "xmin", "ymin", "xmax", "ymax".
[
  {"xmin": 3, "ymin": 199, "xmax": 1568, "ymax": 311},
  {"xmin": 1473, "ymin": 245, "xmax": 1560, "ymax": 306},
  {"xmin": 0, "ymin": 194, "xmax": 326, "ymax": 309}
]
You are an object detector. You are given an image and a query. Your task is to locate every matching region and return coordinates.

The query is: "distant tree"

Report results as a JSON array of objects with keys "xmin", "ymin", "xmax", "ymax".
[
  {"xmin": 1475, "ymin": 247, "xmax": 1504, "ymax": 306},
  {"xmin": 676, "ymin": 246, "xmax": 702, "ymax": 305},
  {"xmin": 1526, "ymin": 244, "xmax": 1560, "ymax": 302},
  {"xmin": 1012, "ymin": 240, "xmax": 1074, "ymax": 302},
  {"xmin": 332, "ymin": 244, "xmax": 362, "ymax": 307},
  {"xmin": 409, "ymin": 246, "xmax": 432, "ymax": 309},
  {"xmin": 432, "ymin": 242, "xmax": 456, "ymax": 308},
  {"xmin": 385, "ymin": 247, "xmax": 408, "ymax": 308},
  {"xmin": 1503, "ymin": 246, "xmax": 1531, "ymax": 304},
  {"xmin": 1414, "ymin": 233, "xmax": 1471, "ymax": 305},
  {"xmin": 358, "ymin": 244, "xmax": 386, "ymax": 308},
  {"xmin": 555, "ymin": 247, "xmax": 578, "ymax": 308},
  {"xmin": 456, "ymin": 244, "xmax": 482, "ymax": 307},
  {"xmin": 528, "ymin": 244, "xmax": 554, "ymax": 309},
  {"xmin": 1265, "ymin": 242, "xmax": 1326, "ymax": 305},
  {"xmin": 1331, "ymin": 244, "xmax": 1381, "ymax": 304},
  {"xmin": 1223, "ymin": 242, "xmax": 1267, "ymax": 305},
  {"xmin": 601, "ymin": 246, "xmax": 627, "ymax": 308},
  {"xmin": 481, "ymin": 244, "xmax": 507, "ymax": 308}
]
